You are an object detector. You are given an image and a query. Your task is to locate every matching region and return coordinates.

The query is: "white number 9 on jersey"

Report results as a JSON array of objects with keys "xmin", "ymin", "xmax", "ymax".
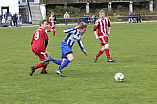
[{"xmin": 34, "ymin": 31, "xmax": 39, "ymax": 40}]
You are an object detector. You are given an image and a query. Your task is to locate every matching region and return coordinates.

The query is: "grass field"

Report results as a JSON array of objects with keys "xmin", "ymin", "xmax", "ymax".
[{"xmin": 0, "ymin": 23, "xmax": 157, "ymax": 104}]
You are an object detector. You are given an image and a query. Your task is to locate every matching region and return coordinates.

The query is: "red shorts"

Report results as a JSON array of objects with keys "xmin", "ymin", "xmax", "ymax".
[
  {"xmin": 32, "ymin": 48, "xmax": 48, "ymax": 61},
  {"xmin": 50, "ymin": 26, "xmax": 55, "ymax": 29},
  {"xmin": 99, "ymin": 36, "xmax": 108, "ymax": 46}
]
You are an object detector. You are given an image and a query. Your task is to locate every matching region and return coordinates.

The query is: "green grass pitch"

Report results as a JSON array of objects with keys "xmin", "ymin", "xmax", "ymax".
[{"xmin": 0, "ymin": 23, "xmax": 157, "ymax": 104}]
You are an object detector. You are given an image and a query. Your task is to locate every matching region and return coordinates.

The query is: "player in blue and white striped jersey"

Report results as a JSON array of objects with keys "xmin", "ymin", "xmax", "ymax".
[{"xmin": 50, "ymin": 22, "xmax": 87, "ymax": 77}]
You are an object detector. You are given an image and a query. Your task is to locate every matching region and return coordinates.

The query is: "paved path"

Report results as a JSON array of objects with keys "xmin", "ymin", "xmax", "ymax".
[
  {"xmin": 1, "ymin": 21, "xmax": 157, "ymax": 28},
  {"xmin": 21, "ymin": 20, "xmax": 157, "ymax": 27}
]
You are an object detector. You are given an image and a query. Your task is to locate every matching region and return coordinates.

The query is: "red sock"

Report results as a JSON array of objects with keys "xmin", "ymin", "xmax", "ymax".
[
  {"xmin": 105, "ymin": 49, "xmax": 110, "ymax": 57},
  {"xmin": 53, "ymin": 31, "xmax": 55, "ymax": 36},
  {"xmin": 96, "ymin": 50, "xmax": 104, "ymax": 58},
  {"xmin": 34, "ymin": 62, "xmax": 44, "ymax": 70},
  {"xmin": 42, "ymin": 65, "xmax": 47, "ymax": 72}
]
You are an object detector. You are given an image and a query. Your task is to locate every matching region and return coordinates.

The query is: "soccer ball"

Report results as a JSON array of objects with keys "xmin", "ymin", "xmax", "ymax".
[{"xmin": 114, "ymin": 73, "xmax": 124, "ymax": 82}]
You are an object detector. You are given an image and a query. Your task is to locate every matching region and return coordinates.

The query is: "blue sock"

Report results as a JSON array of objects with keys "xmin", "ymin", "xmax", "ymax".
[
  {"xmin": 53, "ymin": 59, "xmax": 62, "ymax": 65},
  {"xmin": 50, "ymin": 58, "xmax": 54, "ymax": 61},
  {"xmin": 58, "ymin": 59, "xmax": 70, "ymax": 70}
]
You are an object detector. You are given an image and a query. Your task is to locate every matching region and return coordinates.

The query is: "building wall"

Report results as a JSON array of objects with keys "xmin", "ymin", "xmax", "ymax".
[{"xmin": 0, "ymin": 0, "xmax": 19, "ymax": 15}]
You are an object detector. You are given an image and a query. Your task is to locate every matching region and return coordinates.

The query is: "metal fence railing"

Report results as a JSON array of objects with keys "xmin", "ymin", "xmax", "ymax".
[
  {"xmin": 40, "ymin": 0, "xmax": 149, "ymax": 4},
  {"xmin": 54, "ymin": 15, "xmax": 157, "ymax": 24}
]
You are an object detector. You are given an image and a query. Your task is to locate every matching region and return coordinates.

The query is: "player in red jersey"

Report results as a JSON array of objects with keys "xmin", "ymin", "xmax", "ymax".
[
  {"xmin": 48, "ymin": 13, "xmax": 56, "ymax": 36},
  {"xmin": 30, "ymin": 19, "xmax": 52, "ymax": 76},
  {"xmin": 93, "ymin": 10, "xmax": 115, "ymax": 62}
]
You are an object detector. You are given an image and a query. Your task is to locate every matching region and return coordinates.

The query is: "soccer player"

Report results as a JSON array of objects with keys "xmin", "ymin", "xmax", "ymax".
[
  {"xmin": 93, "ymin": 10, "xmax": 115, "ymax": 63},
  {"xmin": 30, "ymin": 19, "xmax": 52, "ymax": 76},
  {"xmin": 48, "ymin": 13, "xmax": 56, "ymax": 36},
  {"xmin": 50, "ymin": 22, "xmax": 88, "ymax": 77}
]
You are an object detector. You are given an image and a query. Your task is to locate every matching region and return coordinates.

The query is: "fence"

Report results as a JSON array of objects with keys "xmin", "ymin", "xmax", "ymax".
[
  {"xmin": 55, "ymin": 15, "xmax": 157, "ymax": 24},
  {"xmin": 40, "ymin": 0, "xmax": 149, "ymax": 4}
]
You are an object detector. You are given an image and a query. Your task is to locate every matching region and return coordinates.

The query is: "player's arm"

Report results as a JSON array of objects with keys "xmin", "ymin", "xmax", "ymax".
[
  {"xmin": 108, "ymin": 27, "xmax": 111, "ymax": 35},
  {"xmin": 108, "ymin": 19, "xmax": 111, "ymax": 35},
  {"xmin": 78, "ymin": 40, "xmax": 87, "ymax": 56},
  {"xmin": 45, "ymin": 40, "xmax": 48, "ymax": 48},
  {"xmin": 94, "ymin": 21, "xmax": 99, "ymax": 40},
  {"xmin": 63, "ymin": 27, "xmax": 75, "ymax": 33},
  {"xmin": 47, "ymin": 30, "xmax": 52, "ymax": 32},
  {"xmin": 31, "ymin": 34, "xmax": 35, "ymax": 45}
]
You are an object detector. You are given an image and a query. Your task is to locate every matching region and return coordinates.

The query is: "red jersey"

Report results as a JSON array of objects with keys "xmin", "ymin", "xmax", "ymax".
[
  {"xmin": 94, "ymin": 17, "xmax": 111, "ymax": 37},
  {"xmin": 31, "ymin": 27, "xmax": 48, "ymax": 52},
  {"xmin": 48, "ymin": 16, "xmax": 55, "ymax": 27}
]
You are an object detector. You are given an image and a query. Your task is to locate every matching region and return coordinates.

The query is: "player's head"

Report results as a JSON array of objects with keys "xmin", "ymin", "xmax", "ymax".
[
  {"xmin": 78, "ymin": 22, "xmax": 87, "ymax": 34},
  {"xmin": 99, "ymin": 10, "xmax": 105, "ymax": 19},
  {"xmin": 51, "ymin": 13, "xmax": 54, "ymax": 17},
  {"xmin": 40, "ymin": 19, "xmax": 48, "ymax": 29}
]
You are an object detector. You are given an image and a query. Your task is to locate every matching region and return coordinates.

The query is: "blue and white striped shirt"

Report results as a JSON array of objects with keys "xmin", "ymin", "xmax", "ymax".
[{"xmin": 63, "ymin": 27, "xmax": 84, "ymax": 50}]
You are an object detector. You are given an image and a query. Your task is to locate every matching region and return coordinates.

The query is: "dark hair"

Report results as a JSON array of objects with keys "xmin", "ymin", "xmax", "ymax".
[{"xmin": 39, "ymin": 19, "xmax": 46, "ymax": 26}]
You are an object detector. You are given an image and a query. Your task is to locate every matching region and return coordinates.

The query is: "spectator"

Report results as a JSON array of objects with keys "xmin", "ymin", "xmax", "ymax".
[
  {"xmin": 128, "ymin": 12, "xmax": 133, "ymax": 23},
  {"xmin": 12, "ymin": 14, "xmax": 18, "ymax": 27},
  {"xmin": 8, "ymin": 12, "xmax": 12, "ymax": 27},
  {"xmin": 0, "ymin": 14, "xmax": 3, "ymax": 27},
  {"xmin": 15, "ymin": 12, "xmax": 18, "ymax": 26},
  {"xmin": 132, "ymin": 13, "xmax": 136, "ymax": 23},
  {"xmin": 137, "ymin": 12, "xmax": 141, "ymax": 23},
  {"xmin": 92, "ymin": 15, "xmax": 96, "ymax": 24},
  {"xmin": 17, "ymin": 13, "xmax": 22, "ymax": 27},
  {"xmin": 82, "ymin": 14, "xmax": 86, "ymax": 23},
  {"xmin": 4, "ymin": 12, "xmax": 8, "ymax": 26},
  {"xmin": 64, "ymin": 12, "xmax": 70, "ymax": 25},
  {"xmin": 86, "ymin": 15, "xmax": 91, "ymax": 24}
]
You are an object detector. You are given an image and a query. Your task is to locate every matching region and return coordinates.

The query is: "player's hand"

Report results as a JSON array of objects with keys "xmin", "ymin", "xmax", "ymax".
[
  {"xmin": 108, "ymin": 32, "xmax": 110, "ymax": 35},
  {"xmin": 96, "ymin": 36, "xmax": 99, "ymax": 40},
  {"xmin": 34, "ymin": 53, "xmax": 38, "ymax": 57},
  {"xmin": 82, "ymin": 49, "xmax": 87, "ymax": 56}
]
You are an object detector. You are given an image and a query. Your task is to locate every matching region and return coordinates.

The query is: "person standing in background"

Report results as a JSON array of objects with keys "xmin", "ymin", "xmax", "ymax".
[
  {"xmin": 4, "ymin": 12, "xmax": 8, "ymax": 26},
  {"xmin": 17, "ymin": 13, "xmax": 22, "ymax": 27},
  {"xmin": 0, "ymin": 14, "xmax": 3, "ymax": 27},
  {"xmin": 8, "ymin": 12, "xmax": 12, "ymax": 27},
  {"xmin": 64, "ymin": 12, "xmax": 70, "ymax": 25}
]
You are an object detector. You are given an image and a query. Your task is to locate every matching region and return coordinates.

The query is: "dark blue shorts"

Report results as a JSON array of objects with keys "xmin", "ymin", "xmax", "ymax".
[{"xmin": 60, "ymin": 41, "xmax": 73, "ymax": 58}]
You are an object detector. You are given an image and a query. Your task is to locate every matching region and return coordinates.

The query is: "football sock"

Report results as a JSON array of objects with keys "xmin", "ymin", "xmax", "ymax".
[
  {"xmin": 34, "ymin": 62, "xmax": 44, "ymax": 70},
  {"xmin": 105, "ymin": 49, "xmax": 110, "ymax": 57},
  {"xmin": 53, "ymin": 31, "xmax": 55, "ymax": 36},
  {"xmin": 42, "ymin": 65, "xmax": 47, "ymax": 72},
  {"xmin": 96, "ymin": 50, "xmax": 104, "ymax": 58},
  {"xmin": 50, "ymin": 58, "xmax": 54, "ymax": 61},
  {"xmin": 58, "ymin": 59, "xmax": 70, "ymax": 70},
  {"xmin": 53, "ymin": 59, "xmax": 62, "ymax": 65}
]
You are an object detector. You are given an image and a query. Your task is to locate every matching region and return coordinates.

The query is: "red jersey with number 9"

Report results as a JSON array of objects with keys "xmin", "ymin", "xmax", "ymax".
[{"xmin": 31, "ymin": 27, "xmax": 49, "ymax": 52}]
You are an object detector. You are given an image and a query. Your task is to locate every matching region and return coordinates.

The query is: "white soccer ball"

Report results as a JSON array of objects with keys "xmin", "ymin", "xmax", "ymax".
[{"xmin": 114, "ymin": 73, "xmax": 124, "ymax": 82}]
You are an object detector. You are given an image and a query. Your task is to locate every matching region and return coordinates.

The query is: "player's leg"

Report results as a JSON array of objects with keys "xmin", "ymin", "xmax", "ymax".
[
  {"xmin": 30, "ymin": 52, "xmax": 51, "ymax": 76},
  {"xmin": 55, "ymin": 54, "xmax": 73, "ymax": 77},
  {"xmin": 55, "ymin": 42, "xmax": 72, "ymax": 77},
  {"xmin": 41, "ymin": 62, "xmax": 49, "ymax": 74},
  {"xmin": 104, "ymin": 37, "xmax": 115, "ymax": 62},
  {"xmin": 50, "ymin": 58, "xmax": 62, "ymax": 65},
  {"xmin": 93, "ymin": 37, "xmax": 105, "ymax": 63},
  {"xmin": 53, "ymin": 28, "xmax": 56, "ymax": 36}
]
